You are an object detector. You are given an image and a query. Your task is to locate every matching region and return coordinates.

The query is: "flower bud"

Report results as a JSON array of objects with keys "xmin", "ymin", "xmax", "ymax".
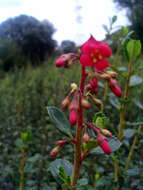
[
  {"xmin": 106, "ymin": 71, "xmax": 118, "ymax": 78},
  {"xmin": 58, "ymin": 140, "xmax": 67, "ymax": 147},
  {"xmin": 69, "ymin": 100, "xmax": 78, "ymax": 111},
  {"xmin": 83, "ymin": 133, "xmax": 90, "ymax": 143},
  {"xmin": 109, "ymin": 78, "xmax": 122, "ymax": 97},
  {"xmin": 56, "ymin": 53, "xmax": 74, "ymax": 67},
  {"xmin": 97, "ymin": 133, "xmax": 111, "ymax": 155},
  {"xmin": 91, "ymin": 97, "xmax": 103, "ymax": 107},
  {"xmin": 91, "ymin": 87, "xmax": 98, "ymax": 95},
  {"xmin": 89, "ymin": 78, "xmax": 98, "ymax": 88},
  {"xmin": 50, "ymin": 146, "xmax": 60, "ymax": 157},
  {"xmin": 69, "ymin": 110, "xmax": 78, "ymax": 125},
  {"xmin": 100, "ymin": 129, "xmax": 112, "ymax": 137},
  {"xmin": 61, "ymin": 96, "xmax": 70, "ymax": 110},
  {"xmin": 81, "ymin": 98, "xmax": 90, "ymax": 109},
  {"xmin": 56, "ymin": 55, "xmax": 66, "ymax": 67},
  {"xmin": 98, "ymin": 73, "xmax": 111, "ymax": 80},
  {"xmin": 71, "ymin": 83, "xmax": 78, "ymax": 91}
]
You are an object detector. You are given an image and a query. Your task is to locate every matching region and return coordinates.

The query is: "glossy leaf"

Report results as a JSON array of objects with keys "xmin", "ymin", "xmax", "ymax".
[
  {"xmin": 127, "ymin": 40, "xmax": 141, "ymax": 61},
  {"xmin": 49, "ymin": 159, "xmax": 73, "ymax": 185},
  {"xmin": 112, "ymin": 15, "xmax": 117, "ymax": 23},
  {"xmin": 109, "ymin": 94, "xmax": 121, "ymax": 110},
  {"xmin": 76, "ymin": 178, "xmax": 88, "ymax": 187},
  {"xmin": 126, "ymin": 169, "xmax": 140, "ymax": 176},
  {"xmin": 130, "ymin": 75, "xmax": 143, "ymax": 87},
  {"xmin": 124, "ymin": 129, "xmax": 135, "ymax": 138},
  {"xmin": 133, "ymin": 99, "xmax": 143, "ymax": 109},
  {"xmin": 47, "ymin": 106, "xmax": 72, "ymax": 137},
  {"xmin": 102, "ymin": 24, "xmax": 109, "ymax": 33}
]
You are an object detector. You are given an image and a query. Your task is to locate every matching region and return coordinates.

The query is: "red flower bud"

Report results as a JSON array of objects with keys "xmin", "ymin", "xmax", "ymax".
[
  {"xmin": 91, "ymin": 87, "xmax": 98, "ymax": 95},
  {"xmin": 83, "ymin": 133, "xmax": 90, "ymax": 143},
  {"xmin": 100, "ymin": 129, "xmax": 112, "ymax": 137},
  {"xmin": 81, "ymin": 98, "xmax": 90, "ymax": 109},
  {"xmin": 56, "ymin": 55, "xmax": 66, "ymax": 67},
  {"xmin": 69, "ymin": 100, "xmax": 78, "ymax": 111},
  {"xmin": 69, "ymin": 110, "xmax": 78, "ymax": 125},
  {"xmin": 50, "ymin": 146, "xmax": 60, "ymax": 157},
  {"xmin": 97, "ymin": 133, "xmax": 111, "ymax": 155},
  {"xmin": 106, "ymin": 71, "xmax": 118, "ymax": 78},
  {"xmin": 109, "ymin": 78, "xmax": 122, "ymax": 97},
  {"xmin": 61, "ymin": 96, "xmax": 70, "ymax": 110},
  {"xmin": 89, "ymin": 78, "xmax": 98, "ymax": 88}
]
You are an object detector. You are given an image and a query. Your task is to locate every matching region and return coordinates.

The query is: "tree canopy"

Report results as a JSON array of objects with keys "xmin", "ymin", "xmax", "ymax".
[
  {"xmin": 113, "ymin": 0, "xmax": 143, "ymax": 43},
  {"xmin": 0, "ymin": 15, "xmax": 57, "ymax": 66}
]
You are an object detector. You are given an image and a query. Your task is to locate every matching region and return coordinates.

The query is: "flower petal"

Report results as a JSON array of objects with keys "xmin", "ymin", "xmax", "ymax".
[
  {"xmin": 93, "ymin": 59, "xmax": 110, "ymax": 71},
  {"xmin": 98, "ymin": 44, "xmax": 112, "ymax": 57},
  {"xmin": 80, "ymin": 54, "xmax": 92, "ymax": 66}
]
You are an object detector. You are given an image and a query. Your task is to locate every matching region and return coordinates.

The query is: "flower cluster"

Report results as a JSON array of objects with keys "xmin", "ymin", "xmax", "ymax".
[{"xmin": 50, "ymin": 35, "xmax": 122, "ymax": 157}]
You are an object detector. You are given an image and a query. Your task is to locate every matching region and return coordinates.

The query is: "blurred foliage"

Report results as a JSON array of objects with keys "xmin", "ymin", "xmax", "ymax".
[
  {"xmin": 0, "ymin": 16, "xmax": 143, "ymax": 189},
  {"xmin": 113, "ymin": 0, "xmax": 143, "ymax": 44},
  {"xmin": 0, "ymin": 15, "xmax": 57, "ymax": 67},
  {"xmin": 0, "ymin": 52, "xmax": 142, "ymax": 189},
  {"xmin": 61, "ymin": 40, "xmax": 77, "ymax": 53}
]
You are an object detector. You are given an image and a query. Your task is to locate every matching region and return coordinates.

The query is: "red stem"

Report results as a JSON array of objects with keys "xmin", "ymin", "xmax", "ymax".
[{"xmin": 71, "ymin": 66, "xmax": 86, "ymax": 186}]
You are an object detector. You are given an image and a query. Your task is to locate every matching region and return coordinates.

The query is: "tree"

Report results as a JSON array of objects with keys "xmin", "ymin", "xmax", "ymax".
[
  {"xmin": 61, "ymin": 40, "xmax": 77, "ymax": 53},
  {"xmin": 113, "ymin": 0, "xmax": 143, "ymax": 43},
  {"xmin": 0, "ymin": 15, "xmax": 57, "ymax": 65}
]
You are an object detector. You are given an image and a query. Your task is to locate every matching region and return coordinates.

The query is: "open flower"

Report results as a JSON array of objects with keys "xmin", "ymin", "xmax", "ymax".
[{"xmin": 80, "ymin": 35, "xmax": 112, "ymax": 70}]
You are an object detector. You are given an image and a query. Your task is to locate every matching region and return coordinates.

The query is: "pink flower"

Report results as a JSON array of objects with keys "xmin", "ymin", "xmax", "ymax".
[
  {"xmin": 80, "ymin": 35, "xmax": 112, "ymax": 70},
  {"xmin": 97, "ymin": 133, "xmax": 111, "ymax": 155},
  {"xmin": 69, "ymin": 110, "xmax": 78, "ymax": 125},
  {"xmin": 109, "ymin": 78, "xmax": 122, "ymax": 97}
]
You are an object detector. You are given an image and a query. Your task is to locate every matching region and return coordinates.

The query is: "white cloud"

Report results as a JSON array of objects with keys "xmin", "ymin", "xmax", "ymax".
[{"xmin": 0, "ymin": 0, "xmax": 128, "ymax": 44}]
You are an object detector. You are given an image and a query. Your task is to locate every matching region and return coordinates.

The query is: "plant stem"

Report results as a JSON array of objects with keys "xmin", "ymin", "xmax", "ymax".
[
  {"xmin": 113, "ymin": 45, "xmax": 121, "ymax": 67},
  {"xmin": 71, "ymin": 66, "xmax": 86, "ymax": 187},
  {"xmin": 125, "ymin": 125, "xmax": 142, "ymax": 171},
  {"xmin": 114, "ymin": 60, "xmax": 133, "ymax": 189},
  {"xmin": 20, "ymin": 149, "xmax": 25, "ymax": 190},
  {"xmin": 103, "ymin": 81, "xmax": 109, "ymax": 102},
  {"xmin": 118, "ymin": 61, "xmax": 133, "ymax": 141}
]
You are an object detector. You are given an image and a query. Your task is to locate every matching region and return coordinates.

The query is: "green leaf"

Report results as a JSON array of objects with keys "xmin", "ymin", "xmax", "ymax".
[
  {"xmin": 120, "ymin": 27, "xmax": 129, "ymax": 37},
  {"xmin": 91, "ymin": 136, "xmax": 121, "ymax": 155},
  {"xmin": 124, "ymin": 129, "xmax": 135, "ymax": 138},
  {"xmin": 15, "ymin": 138, "xmax": 23, "ymax": 150},
  {"xmin": 126, "ymin": 169, "xmax": 140, "ymax": 176},
  {"xmin": 76, "ymin": 178, "xmax": 88, "ymax": 187},
  {"xmin": 112, "ymin": 15, "xmax": 117, "ymax": 23},
  {"xmin": 102, "ymin": 24, "xmax": 109, "ymax": 33},
  {"xmin": 133, "ymin": 99, "xmax": 143, "ymax": 109},
  {"xmin": 127, "ymin": 40, "xmax": 141, "ymax": 61},
  {"xmin": 117, "ymin": 66, "xmax": 127, "ymax": 71},
  {"xmin": 83, "ymin": 138, "xmax": 98, "ymax": 151},
  {"xmin": 109, "ymin": 94, "xmax": 121, "ymax": 110},
  {"xmin": 130, "ymin": 75, "xmax": 143, "ymax": 87},
  {"xmin": 28, "ymin": 154, "xmax": 41, "ymax": 163},
  {"xmin": 49, "ymin": 159, "xmax": 73, "ymax": 185},
  {"xmin": 47, "ymin": 106, "xmax": 72, "ymax": 137},
  {"xmin": 93, "ymin": 112, "xmax": 107, "ymax": 128},
  {"xmin": 58, "ymin": 166, "xmax": 71, "ymax": 184},
  {"xmin": 21, "ymin": 130, "xmax": 32, "ymax": 143},
  {"xmin": 126, "ymin": 121, "xmax": 143, "ymax": 126}
]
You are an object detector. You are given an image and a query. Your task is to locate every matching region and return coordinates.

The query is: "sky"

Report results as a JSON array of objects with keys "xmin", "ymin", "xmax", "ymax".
[{"xmin": 0, "ymin": 0, "xmax": 129, "ymax": 45}]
